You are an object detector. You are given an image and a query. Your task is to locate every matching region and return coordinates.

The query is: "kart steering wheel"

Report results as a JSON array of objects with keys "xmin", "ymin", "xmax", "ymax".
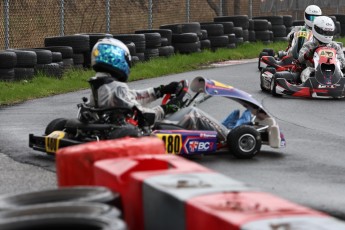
[{"xmin": 161, "ymin": 80, "xmax": 189, "ymax": 106}]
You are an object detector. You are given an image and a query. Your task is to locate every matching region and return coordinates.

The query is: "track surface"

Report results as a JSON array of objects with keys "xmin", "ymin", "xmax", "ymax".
[{"xmin": 1, "ymin": 60, "xmax": 345, "ymax": 218}]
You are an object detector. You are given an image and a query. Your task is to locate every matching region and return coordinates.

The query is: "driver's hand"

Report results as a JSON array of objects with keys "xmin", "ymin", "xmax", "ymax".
[
  {"xmin": 161, "ymin": 97, "xmax": 182, "ymax": 115},
  {"xmin": 154, "ymin": 82, "xmax": 180, "ymax": 98}
]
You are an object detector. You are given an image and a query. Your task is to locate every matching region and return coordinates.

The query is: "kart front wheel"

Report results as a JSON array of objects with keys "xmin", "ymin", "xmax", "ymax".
[
  {"xmin": 227, "ymin": 125, "xmax": 262, "ymax": 159},
  {"xmin": 45, "ymin": 118, "xmax": 68, "ymax": 135}
]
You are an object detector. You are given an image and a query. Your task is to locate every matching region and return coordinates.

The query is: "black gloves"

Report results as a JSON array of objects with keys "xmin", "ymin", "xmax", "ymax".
[
  {"xmin": 154, "ymin": 82, "xmax": 180, "ymax": 98},
  {"xmin": 161, "ymin": 98, "xmax": 182, "ymax": 115}
]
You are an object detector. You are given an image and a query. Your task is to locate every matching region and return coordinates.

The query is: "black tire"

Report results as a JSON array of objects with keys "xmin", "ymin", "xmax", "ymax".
[
  {"xmin": 52, "ymin": 52, "xmax": 63, "ymax": 62},
  {"xmin": 0, "ymin": 202, "xmax": 121, "ymax": 220},
  {"xmin": 173, "ymin": 41, "xmax": 201, "ymax": 54},
  {"xmin": 44, "ymin": 118, "xmax": 68, "ymax": 135},
  {"xmin": 7, "ymin": 49, "xmax": 37, "ymax": 68},
  {"xmin": 200, "ymin": 39, "xmax": 211, "ymax": 50},
  {"xmin": 227, "ymin": 125, "xmax": 261, "ymax": 159},
  {"xmin": 200, "ymin": 23, "xmax": 224, "ymax": 36},
  {"xmin": 113, "ymin": 34, "xmax": 146, "ymax": 53},
  {"xmin": 44, "ymin": 35, "xmax": 90, "ymax": 53},
  {"xmin": 0, "ymin": 215, "xmax": 127, "ymax": 230},
  {"xmin": 14, "ymin": 67, "xmax": 35, "ymax": 81},
  {"xmin": 38, "ymin": 46, "xmax": 73, "ymax": 59},
  {"xmin": 255, "ymin": 30, "xmax": 270, "ymax": 41},
  {"xmin": 208, "ymin": 35, "xmax": 229, "ymax": 48},
  {"xmin": 158, "ymin": 46, "xmax": 174, "ymax": 57},
  {"xmin": 144, "ymin": 48, "xmax": 159, "ymax": 61},
  {"xmin": 253, "ymin": 19, "xmax": 269, "ymax": 31},
  {"xmin": 140, "ymin": 32, "xmax": 162, "ymax": 48},
  {"xmin": 172, "ymin": 33, "xmax": 199, "ymax": 43},
  {"xmin": 0, "ymin": 186, "xmax": 118, "ymax": 210},
  {"xmin": 135, "ymin": 29, "xmax": 172, "ymax": 45},
  {"xmin": 21, "ymin": 48, "xmax": 53, "ymax": 65},
  {"xmin": 0, "ymin": 68, "xmax": 15, "ymax": 82},
  {"xmin": 0, "ymin": 51, "xmax": 17, "ymax": 68}
]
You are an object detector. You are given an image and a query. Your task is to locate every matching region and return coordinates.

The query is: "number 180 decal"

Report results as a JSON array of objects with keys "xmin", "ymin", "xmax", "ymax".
[{"xmin": 155, "ymin": 134, "xmax": 182, "ymax": 154}]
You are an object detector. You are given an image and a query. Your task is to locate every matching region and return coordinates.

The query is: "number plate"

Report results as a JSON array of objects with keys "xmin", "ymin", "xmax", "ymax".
[
  {"xmin": 155, "ymin": 134, "xmax": 182, "ymax": 154},
  {"xmin": 45, "ymin": 131, "xmax": 65, "ymax": 154}
]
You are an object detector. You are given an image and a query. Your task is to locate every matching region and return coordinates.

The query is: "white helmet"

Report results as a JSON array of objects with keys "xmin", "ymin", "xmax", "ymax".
[
  {"xmin": 304, "ymin": 5, "xmax": 322, "ymax": 29},
  {"xmin": 312, "ymin": 16, "xmax": 335, "ymax": 44}
]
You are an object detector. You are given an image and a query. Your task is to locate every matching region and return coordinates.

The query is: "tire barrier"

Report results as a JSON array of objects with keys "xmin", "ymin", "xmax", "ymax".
[
  {"xmin": 7, "ymin": 49, "xmax": 37, "ymax": 81},
  {"xmin": 0, "ymin": 215, "xmax": 127, "ymax": 230},
  {"xmin": 56, "ymin": 136, "xmax": 165, "ymax": 186},
  {"xmin": 0, "ymin": 202, "xmax": 120, "ymax": 220},
  {"xmin": 0, "ymin": 186, "xmax": 117, "ymax": 211},
  {"xmin": 93, "ymin": 154, "xmax": 213, "ymax": 230}
]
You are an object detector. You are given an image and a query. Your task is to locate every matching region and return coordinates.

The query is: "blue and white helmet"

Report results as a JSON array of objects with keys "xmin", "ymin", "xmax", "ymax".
[{"xmin": 91, "ymin": 37, "xmax": 132, "ymax": 82}]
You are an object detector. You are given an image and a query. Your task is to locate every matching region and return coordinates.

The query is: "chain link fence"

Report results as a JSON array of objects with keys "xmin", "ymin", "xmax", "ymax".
[{"xmin": 0, "ymin": 0, "xmax": 344, "ymax": 49}]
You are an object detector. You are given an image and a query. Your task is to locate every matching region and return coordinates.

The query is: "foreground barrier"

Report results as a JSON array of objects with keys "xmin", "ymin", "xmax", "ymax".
[
  {"xmin": 56, "ymin": 137, "xmax": 165, "ymax": 186},
  {"xmin": 58, "ymin": 138, "xmax": 345, "ymax": 230},
  {"xmin": 94, "ymin": 154, "xmax": 213, "ymax": 230}
]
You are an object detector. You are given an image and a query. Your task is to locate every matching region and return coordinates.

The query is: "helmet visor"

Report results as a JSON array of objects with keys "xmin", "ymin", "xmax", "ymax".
[
  {"xmin": 314, "ymin": 24, "xmax": 335, "ymax": 36},
  {"xmin": 305, "ymin": 13, "xmax": 319, "ymax": 22}
]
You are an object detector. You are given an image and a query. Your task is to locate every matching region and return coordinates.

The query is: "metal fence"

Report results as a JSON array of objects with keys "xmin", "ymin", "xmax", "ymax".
[{"xmin": 1, "ymin": 0, "xmax": 344, "ymax": 50}]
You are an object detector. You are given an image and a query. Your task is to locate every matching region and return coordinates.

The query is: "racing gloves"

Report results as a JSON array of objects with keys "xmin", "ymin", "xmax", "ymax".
[
  {"xmin": 160, "ymin": 97, "xmax": 182, "ymax": 115},
  {"xmin": 154, "ymin": 82, "xmax": 180, "ymax": 98}
]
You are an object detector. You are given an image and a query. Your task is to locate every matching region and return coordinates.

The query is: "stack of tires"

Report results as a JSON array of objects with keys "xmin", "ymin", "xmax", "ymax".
[
  {"xmin": 283, "ymin": 15, "xmax": 293, "ymax": 35},
  {"xmin": 0, "ymin": 51, "xmax": 17, "ymax": 81},
  {"xmin": 0, "ymin": 186, "xmax": 127, "ymax": 229},
  {"xmin": 214, "ymin": 15, "xmax": 249, "ymax": 44},
  {"xmin": 125, "ymin": 42, "xmax": 139, "ymax": 65},
  {"xmin": 199, "ymin": 29, "xmax": 211, "ymax": 50},
  {"xmin": 292, "ymin": 20, "xmax": 304, "ymax": 27},
  {"xmin": 113, "ymin": 34, "xmax": 146, "ymax": 62},
  {"xmin": 200, "ymin": 23, "xmax": 228, "ymax": 50},
  {"xmin": 23, "ymin": 48, "xmax": 64, "ymax": 78},
  {"xmin": 252, "ymin": 19, "xmax": 271, "ymax": 43},
  {"xmin": 38, "ymin": 46, "xmax": 74, "ymax": 71},
  {"xmin": 44, "ymin": 34, "xmax": 90, "ymax": 69},
  {"xmin": 135, "ymin": 29, "xmax": 175, "ymax": 58},
  {"xmin": 254, "ymin": 16, "xmax": 287, "ymax": 42},
  {"xmin": 248, "ymin": 19, "xmax": 256, "ymax": 42},
  {"xmin": 134, "ymin": 32, "xmax": 161, "ymax": 61},
  {"xmin": 7, "ymin": 49, "xmax": 37, "ymax": 81},
  {"xmin": 160, "ymin": 23, "xmax": 201, "ymax": 54}
]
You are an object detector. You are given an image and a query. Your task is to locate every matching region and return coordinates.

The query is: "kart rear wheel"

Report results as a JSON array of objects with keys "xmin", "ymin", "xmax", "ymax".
[
  {"xmin": 45, "ymin": 118, "xmax": 68, "ymax": 135},
  {"xmin": 227, "ymin": 125, "xmax": 261, "ymax": 159}
]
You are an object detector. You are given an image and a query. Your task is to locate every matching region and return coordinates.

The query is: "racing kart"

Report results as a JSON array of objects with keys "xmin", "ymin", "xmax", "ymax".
[
  {"xmin": 259, "ymin": 29, "xmax": 313, "ymax": 92},
  {"xmin": 29, "ymin": 76, "xmax": 286, "ymax": 159},
  {"xmin": 270, "ymin": 46, "xmax": 345, "ymax": 98}
]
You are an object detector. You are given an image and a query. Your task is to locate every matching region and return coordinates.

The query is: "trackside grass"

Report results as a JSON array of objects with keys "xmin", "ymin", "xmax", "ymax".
[{"xmin": 1, "ymin": 39, "xmax": 345, "ymax": 106}]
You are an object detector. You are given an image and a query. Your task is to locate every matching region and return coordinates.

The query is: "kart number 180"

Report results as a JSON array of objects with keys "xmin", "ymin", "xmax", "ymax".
[{"xmin": 155, "ymin": 134, "xmax": 182, "ymax": 154}]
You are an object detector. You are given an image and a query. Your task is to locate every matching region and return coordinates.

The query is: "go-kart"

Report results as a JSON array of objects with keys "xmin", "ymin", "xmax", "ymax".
[
  {"xmin": 270, "ymin": 46, "xmax": 345, "ymax": 98},
  {"xmin": 259, "ymin": 28, "xmax": 313, "ymax": 91},
  {"xmin": 29, "ymin": 76, "xmax": 286, "ymax": 159}
]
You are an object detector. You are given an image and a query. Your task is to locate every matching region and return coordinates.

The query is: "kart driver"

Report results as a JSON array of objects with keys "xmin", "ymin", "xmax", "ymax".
[
  {"xmin": 285, "ymin": 5, "xmax": 322, "ymax": 59},
  {"xmin": 87, "ymin": 37, "xmax": 181, "ymax": 122},
  {"xmin": 296, "ymin": 16, "xmax": 345, "ymax": 83}
]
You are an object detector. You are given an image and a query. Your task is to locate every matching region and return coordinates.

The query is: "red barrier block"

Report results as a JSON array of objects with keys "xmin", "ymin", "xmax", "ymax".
[
  {"xmin": 94, "ymin": 154, "xmax": 211, "ymax": 230},
  {"xmin": 186, "ymin": 192, "xmax": 332, "ymax": 230},
  {"xmin": 56, "ymin": 136, "xmax": 165, "ymax": 187}
]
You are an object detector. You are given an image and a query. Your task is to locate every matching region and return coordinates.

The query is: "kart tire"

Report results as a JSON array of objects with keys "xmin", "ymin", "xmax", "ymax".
[
  {"xmin": 0, "ymin": 215, "xmax": 127, "ymax": 230},
  {"xmin": 0, "ymin": 202, "xmax": 121, "ymax": 220},
  {"xmin": 227, "ymin": 125, "xmax": 261, "ymax": 159},
  {"xmin": 45, "ymin": 118, "xmax": 68, "ymax": 135},
  {"xmin": 0, "ymin": 186, "xmax": 118, "ymax": 211}
]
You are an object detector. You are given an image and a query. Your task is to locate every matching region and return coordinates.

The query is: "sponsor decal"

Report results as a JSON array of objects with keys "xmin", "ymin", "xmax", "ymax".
[
  {"xmin": 188, "ymin": 140, "xmax": 214, "ymax": 153},
  {"xmin": 200, "ymin": 133, "xmax": 217, "ymax": 138}
]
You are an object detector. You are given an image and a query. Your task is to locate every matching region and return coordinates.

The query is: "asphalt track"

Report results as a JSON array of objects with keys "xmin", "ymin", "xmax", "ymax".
[{"xmin": 1, "ymin": 59, "xmax": 345, "ymax": 219}]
